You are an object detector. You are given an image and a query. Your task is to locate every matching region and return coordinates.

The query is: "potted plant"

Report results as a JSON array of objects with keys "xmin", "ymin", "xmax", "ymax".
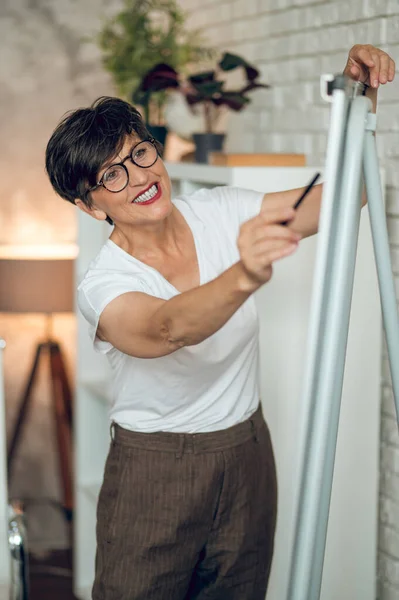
[
  {"xmin": 96, "ymin": 0, "xmax": 212, "ymax": 143},
  {"xmin": 165, "ymin": 52, "xmax": 270, "ymax": 163}
]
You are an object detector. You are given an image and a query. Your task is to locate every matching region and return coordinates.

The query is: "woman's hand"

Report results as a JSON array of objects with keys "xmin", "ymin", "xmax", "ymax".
[
  {"xmin": 343, "ymin": 44, "xmax": 396, "ymax": 89},
  {"xmin": 237, "ymin": 207, "xmax": 301, "ymax": 289}
]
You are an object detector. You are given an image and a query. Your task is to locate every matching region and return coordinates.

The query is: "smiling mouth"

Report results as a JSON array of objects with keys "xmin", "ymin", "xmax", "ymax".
[{"xmin": 133, "ymin": 183, "xmax": 161, "ymax": 204}]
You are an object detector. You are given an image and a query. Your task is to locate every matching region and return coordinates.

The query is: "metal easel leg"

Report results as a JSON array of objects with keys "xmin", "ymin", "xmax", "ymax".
[
  {"xmin": 363, "ymin": 126, "xmax": 399, "ymax": 416},
  {"xmin": 286, "ymin": 92, "xmax": 373, "ymax": 600},
  {"xmin": 285, "ymin": 85, "xmax": 348, "ymax": 600}
]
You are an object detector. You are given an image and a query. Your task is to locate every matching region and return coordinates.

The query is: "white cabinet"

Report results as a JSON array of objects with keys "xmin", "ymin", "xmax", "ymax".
[
  {"xmin": 74, "ymin": 217, "xmax": 112, "ymax": 600},
  {"xmin": 74, "ymin": 162, "xmax": 381, "ymax": 600}
]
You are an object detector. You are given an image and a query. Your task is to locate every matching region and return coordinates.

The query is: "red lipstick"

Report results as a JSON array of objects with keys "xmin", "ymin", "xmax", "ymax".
[{"xmin": 133, "ymin": 183, "xmax": 162, "ymax": 205}]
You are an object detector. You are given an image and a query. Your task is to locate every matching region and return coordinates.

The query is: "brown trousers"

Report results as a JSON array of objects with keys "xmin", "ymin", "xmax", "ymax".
[{"xmin": 92, "ymin": 404, "xmax": 278, "ymax": 600}]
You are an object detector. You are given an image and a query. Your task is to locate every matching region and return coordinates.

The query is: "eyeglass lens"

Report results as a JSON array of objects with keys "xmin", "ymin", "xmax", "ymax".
[{"xmin": 102, "ymin": 141, "xmax": 157, "ymax": 192}]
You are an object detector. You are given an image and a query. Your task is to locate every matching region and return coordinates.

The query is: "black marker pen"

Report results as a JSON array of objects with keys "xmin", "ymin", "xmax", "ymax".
[{"xmin": 281, "ymin": 172, "xmax": 321, "ymax": 226}]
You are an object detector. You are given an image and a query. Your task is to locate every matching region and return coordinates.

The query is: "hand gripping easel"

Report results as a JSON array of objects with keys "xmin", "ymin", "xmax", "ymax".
[{"xmin": 286, "ymin": 75, "xmax": 399, "ymax": 600}]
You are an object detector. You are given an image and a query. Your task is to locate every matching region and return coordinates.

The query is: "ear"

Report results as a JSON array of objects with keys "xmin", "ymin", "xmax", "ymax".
[{"xmin": 75, "ymin": 199, "xmax": 108, "ymax": 222}]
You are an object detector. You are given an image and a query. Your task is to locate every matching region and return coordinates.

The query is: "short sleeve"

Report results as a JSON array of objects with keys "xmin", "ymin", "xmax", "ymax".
[
  {"xmin": 227, "ymin": 186, "xmax": 264, "ymax": 225},
  {"xmin": 77, "ymin": 270, "xmax": 150, "ymax": 354},
  {"xmin": 182, "ymin": 186, "xmax": 264, "ymax": 238}
]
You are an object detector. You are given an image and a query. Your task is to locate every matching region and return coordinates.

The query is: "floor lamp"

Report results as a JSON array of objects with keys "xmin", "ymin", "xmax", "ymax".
[{"xmin": 0, "ymin": 244, "xmax": 76, "ymax": 521}]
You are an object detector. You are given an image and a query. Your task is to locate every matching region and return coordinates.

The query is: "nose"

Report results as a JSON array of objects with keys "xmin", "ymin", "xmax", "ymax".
[{"xmin": 126, "ymin": 161, "xmax": 149, "ymax": 188}]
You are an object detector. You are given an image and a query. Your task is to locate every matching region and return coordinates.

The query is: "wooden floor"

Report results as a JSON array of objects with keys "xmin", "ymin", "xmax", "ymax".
[{"xmin": 29, "ymin": 549, "xmax": 78, "ymax": 600}]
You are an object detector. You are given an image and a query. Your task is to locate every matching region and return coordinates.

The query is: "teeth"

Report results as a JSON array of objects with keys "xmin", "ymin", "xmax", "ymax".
[{"xmin": 134, "ymin": 184, "xmax": 157, "ymax": 203}]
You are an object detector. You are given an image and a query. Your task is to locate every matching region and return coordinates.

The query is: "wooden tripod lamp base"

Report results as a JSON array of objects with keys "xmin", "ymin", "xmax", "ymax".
[{"xmin": 7, "ymin": 339, "xmax": 74, "ymax": 519}]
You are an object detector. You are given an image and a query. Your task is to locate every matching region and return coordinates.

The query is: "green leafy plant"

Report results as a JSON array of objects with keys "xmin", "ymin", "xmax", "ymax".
[
  {"xmin": 183, "ymin": 52, "xmax": 270, "ymax": 133},
  {"xmin": 96, "ymin": 0, "xmax": 213, "ymax": 124}
]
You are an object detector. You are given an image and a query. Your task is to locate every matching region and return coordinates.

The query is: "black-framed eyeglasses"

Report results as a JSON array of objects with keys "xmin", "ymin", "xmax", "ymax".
[{"xmin": 87, "ymin": 138, "xmax": 159, "ymax": 194}]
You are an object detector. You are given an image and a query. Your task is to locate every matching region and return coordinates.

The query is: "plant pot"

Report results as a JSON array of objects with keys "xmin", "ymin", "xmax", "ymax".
[
  {"xmin": 146, "ymin": 124, "xmax": 168, "ymax": 147},
  {"xmin": 193, "ymin": 133, "xmax": 225, "ymax": 164}
]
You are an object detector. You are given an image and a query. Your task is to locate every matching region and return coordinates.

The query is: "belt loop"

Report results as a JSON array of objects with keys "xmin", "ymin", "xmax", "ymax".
[
  {"xmin": 110, "ymin": 421, "xmax": 116, "ymax": 445},
  {"xmin": 175, "ymin": 434, "xmax": 185, "ymax": 459},
  {"xmin": 250, "ymin": 419, "xmax": 259, "ymax": 443}
]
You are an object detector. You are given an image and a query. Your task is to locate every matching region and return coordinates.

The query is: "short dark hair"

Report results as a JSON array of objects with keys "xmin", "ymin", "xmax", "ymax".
[{"xmin": 45, "ymin": 96, "xmax": 162, "ymax": 223}]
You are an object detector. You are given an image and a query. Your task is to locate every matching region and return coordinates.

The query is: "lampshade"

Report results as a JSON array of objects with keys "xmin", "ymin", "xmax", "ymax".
[{"xmin": 0, "ymin": 244, "xmax": 78, "ymax": 314}]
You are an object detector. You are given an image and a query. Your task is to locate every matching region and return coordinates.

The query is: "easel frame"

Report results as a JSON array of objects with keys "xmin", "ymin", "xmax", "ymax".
[{"xmin": 286, "ymin": 75, "xmax": 399, "ymax": 600}]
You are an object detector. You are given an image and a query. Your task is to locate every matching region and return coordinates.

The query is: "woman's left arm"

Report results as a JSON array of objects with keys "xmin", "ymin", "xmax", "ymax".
[{"xmin": 261, "ymin": 44, "xmax": 396, "ymax": 239}]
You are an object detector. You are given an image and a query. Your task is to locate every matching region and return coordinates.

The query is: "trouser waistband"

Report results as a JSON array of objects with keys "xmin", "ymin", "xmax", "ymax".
[{"xmin": 110, "ymin": 404, "xmax": 264, "ymax": 456}]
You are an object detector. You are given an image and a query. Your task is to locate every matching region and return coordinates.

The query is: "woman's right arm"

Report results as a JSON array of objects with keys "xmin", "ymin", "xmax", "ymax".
[{"xmin": 97, "ymin": 205, "xmax": 301, "ymax": 358}]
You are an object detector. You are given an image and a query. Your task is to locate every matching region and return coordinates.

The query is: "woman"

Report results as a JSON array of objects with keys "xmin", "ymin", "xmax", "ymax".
[{"xmin": 45, "ymin": 44, "xmax": 394, "ymax": 600}]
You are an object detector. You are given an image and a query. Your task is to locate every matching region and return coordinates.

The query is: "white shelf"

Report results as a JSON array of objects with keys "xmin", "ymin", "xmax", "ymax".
[
  {"xmin": 165, "ymin": 161, "xmax": 233, "ymax": 184},
  {"xmin": 165, "ymin": 161, "xmax": 318, "ymax": 187}
]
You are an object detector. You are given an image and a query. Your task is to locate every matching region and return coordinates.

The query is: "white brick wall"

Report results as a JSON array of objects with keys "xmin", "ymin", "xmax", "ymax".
[{"xmin": 182, "ymin": 1, "xmax": 399, "ymax": 597}]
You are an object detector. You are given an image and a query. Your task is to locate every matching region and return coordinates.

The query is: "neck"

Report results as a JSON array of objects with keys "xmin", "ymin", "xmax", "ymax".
[{"xmin": 110, "ymin": 206, "xmax": 183, "ymax": 258}]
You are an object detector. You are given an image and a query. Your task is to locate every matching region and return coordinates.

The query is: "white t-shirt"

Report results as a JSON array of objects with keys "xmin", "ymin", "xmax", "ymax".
[{"xmin": 78, "ymin": 186, "xmax": 264, "ymax": 433}]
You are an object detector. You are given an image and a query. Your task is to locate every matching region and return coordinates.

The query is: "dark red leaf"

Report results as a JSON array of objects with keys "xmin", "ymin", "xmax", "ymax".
[{"xmin": 140, "ymin": 63, "xmax": 179, "ymax": 92}]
